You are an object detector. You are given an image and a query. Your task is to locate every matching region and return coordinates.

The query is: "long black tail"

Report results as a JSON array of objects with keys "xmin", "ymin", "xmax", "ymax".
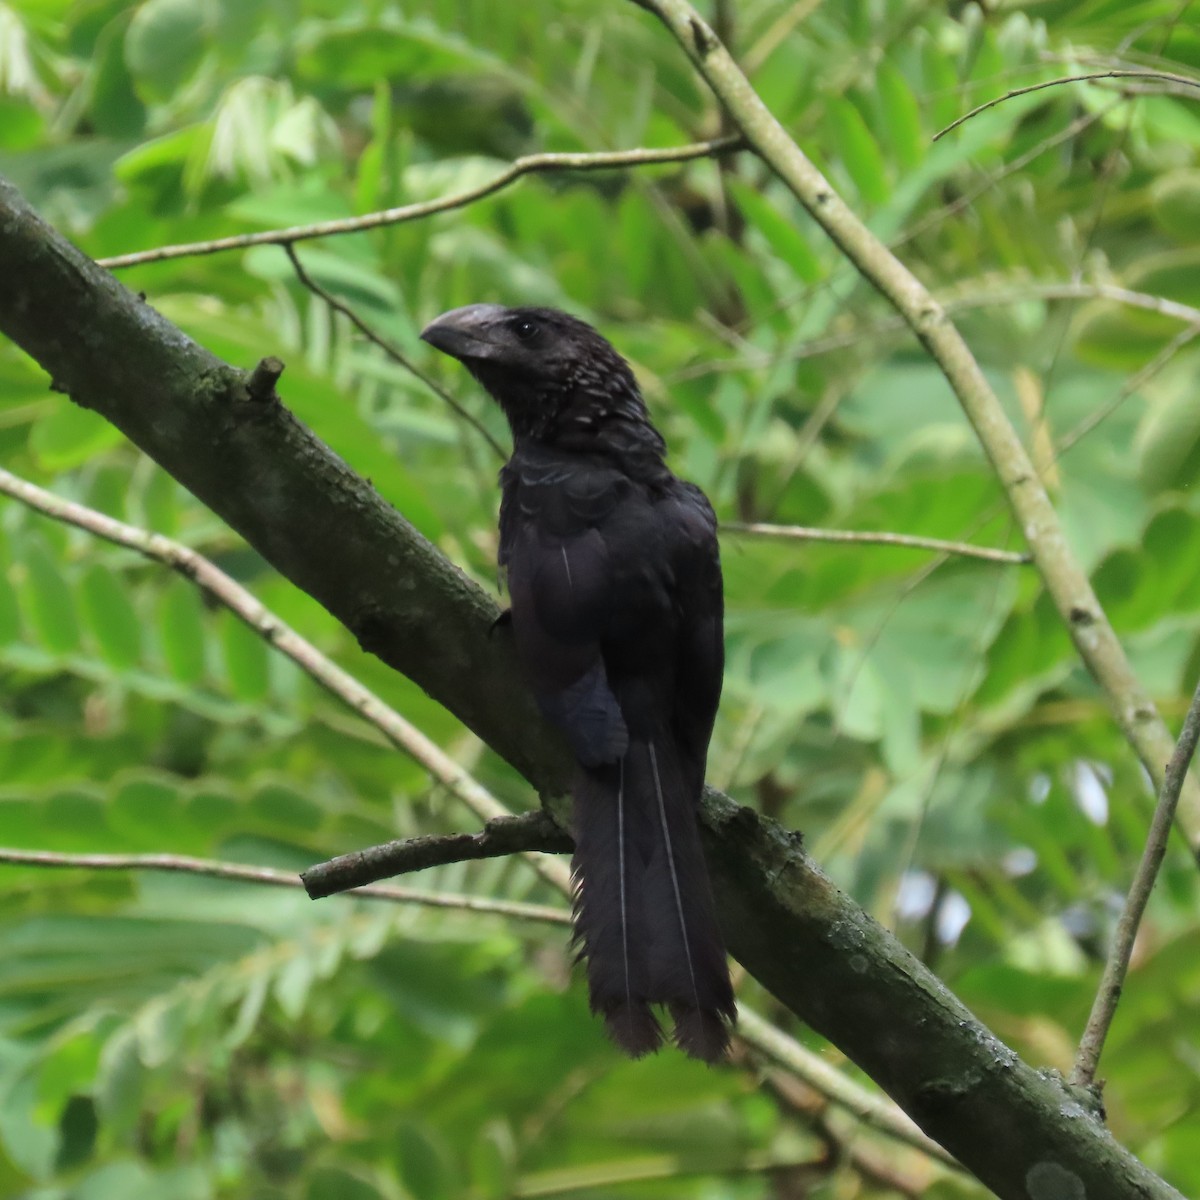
[{"xmin": 571, "ymin": 736, "xmax": 735, "ymax": 1062}]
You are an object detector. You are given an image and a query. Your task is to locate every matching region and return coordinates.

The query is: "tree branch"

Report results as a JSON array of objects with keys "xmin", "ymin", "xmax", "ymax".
[
  {"xmin": 1072, "ymin": 671, "xmax": 1200, "ymax": 1088},
  {"xmin": 96, "ymin": 138, "xmax": 744, "ymax": 269},
  {"xmin": 673, "ymin": 278, "xmax": 1200, "ymax": 379},
  {"xmin": 0, "ymin": 173, "xmax": 1185, "ymax": 1199},
  {"xmin": 627, "ymin": 0, "xmax": 1200, "ymax": 854},
  {"xmin": 933, "ymin": 69, "xmax": 1200, "ymax": 142},
  {"xmin": 723, "ymin": 522, "xmax": 1029, "ymax": 565},
  {"xmin": 301, "ymin": 812, "xmax": 572, "ymax": 899},
  {"xmin": 0, "ymin": 847, "xmax": 570, "ymax": 924}
]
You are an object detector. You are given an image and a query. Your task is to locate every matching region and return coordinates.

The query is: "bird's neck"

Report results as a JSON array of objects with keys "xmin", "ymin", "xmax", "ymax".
[
  {"xmin": 499, "ymin": 379, "xmax": 670, "ymax": 478},
  {"xmin": 511, "ymin": 407, "xmax": 667, "ymax": 476}
]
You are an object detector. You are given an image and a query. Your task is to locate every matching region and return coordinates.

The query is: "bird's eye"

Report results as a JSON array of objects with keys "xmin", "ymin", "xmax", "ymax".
[{"xmin": 513, "ymin": 319, "xmax": 539, "ymax": 342}]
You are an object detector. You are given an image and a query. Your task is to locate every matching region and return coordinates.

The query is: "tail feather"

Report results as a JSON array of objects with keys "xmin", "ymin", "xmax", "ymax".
[
  {"xmin": 572, "ymin": 759, "xmax": 663, "ymax": 1056},
  {"xmin": 571, "ymin": 737, "xmax": 735, "ymax": 1063},
  {"xmin": 670, "ymin": 1004, "xmax": 734, "ymax": 1063}
]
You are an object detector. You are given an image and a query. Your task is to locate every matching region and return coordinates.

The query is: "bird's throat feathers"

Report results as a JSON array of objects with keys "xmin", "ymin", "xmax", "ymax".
[{"xmin": 473, "ymin": 354, "xmax": 668, "ymax": 464}]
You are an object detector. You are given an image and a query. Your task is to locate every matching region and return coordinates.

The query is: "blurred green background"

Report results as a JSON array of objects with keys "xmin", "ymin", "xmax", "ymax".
[{"xmin": 3, "ymin": 0, "xmax": 1200, "ymax": 1196}]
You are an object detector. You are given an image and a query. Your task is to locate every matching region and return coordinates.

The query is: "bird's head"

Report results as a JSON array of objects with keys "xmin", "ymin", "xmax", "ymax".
[{"xmin": 420, "ymin": 304, "xmax": 661, "ymax": 451}]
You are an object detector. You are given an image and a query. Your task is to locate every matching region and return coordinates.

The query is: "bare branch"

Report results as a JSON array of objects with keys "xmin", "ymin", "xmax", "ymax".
[
  {"xmin": 0, "ymin": 847, "xmax": 570, "ymax": 925},
  {"xmin": 301, "ymin": 812, "xmax": 572, "ymax": 899},
  {"xmin": 96, "ymin": 138, "xmax": 743, "ymax": 269},
  {"xmin": 897, "ymin": 103, "xmax": 1113, "ymax": 249},
  {"xmin": 283, "ymin": 243, "xmax": 506, "ymax": 459},
  {"xmin": 1056, "ymin": 320, "xmax": 1200, "ymax": 457},
  {"xmin": 723, "ymin": 521, "xmax": 1029, "ymax": 565},
  {"xmin": 1072, "ymin": 671, "xmax": 1200, "ymax": 1088},
  {"xmin": 245, "ymin": 355, "xmax": 285, "ymax": 400},
  {"xmin": 673, "ymin": 279, "xmax": 1200, "ymax": 379},
  {"xmin": 0, "ymin": 465, "xmax": 572, "ymax": 894},
  {"xmin": 932, "ymin": 70, "xmax": 1200, "ymax": 141}
]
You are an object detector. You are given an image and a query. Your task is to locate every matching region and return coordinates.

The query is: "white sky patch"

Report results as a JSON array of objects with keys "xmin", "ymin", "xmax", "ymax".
[
  {"xmin": 1071, "ymin": 760, "xmax": 1110, "ymax": 825},
  {"xmin": 1028, "ymin": 773, "xmax": 1051, "ymax": 805},
  {"xmin": 936, "ymin": 892, "xmax": 972, "ymax": 946},
  {"xmin": 894, "ymin": 870, "xmax": 936, "ymax": 921},
  {"xmin": 1003, "ymin": 846, "xmax": 1038, "ymax": 877}
]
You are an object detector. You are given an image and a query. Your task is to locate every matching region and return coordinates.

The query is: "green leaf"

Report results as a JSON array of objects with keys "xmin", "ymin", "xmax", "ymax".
[
  {"xmin": 826, "ymin": 97, "xmax": 890, "ymax": 205},
  {"xmin": 225, "ymin": 970, "xmax": 269, "ymax": 1049},
  {"xmin": 108, "ymin": 777, "xmax": 186, "ymax": 852},
  {"xmin": 137, "ymin": 468, "xmax": 180, "ymax": 537},
  {"xmin": 1136, "ymin": 366, "xmax": 1200, "ymax": 492},
  {"xmin": 124, "ymin": 0, "xmax": 215, "ymax": 103},
  {"xmin": 273, "ymin": 953, "xmax": 314, "ymax": 1021},
  {"xmin": 306, "ymin": 1168, "xmax": 384, "ymax": 1200},
  {"xmin": 0, "ymin": 100, "xmax": 43, "ymax": 151},
  {"xmin": 79, "ymin": 565, "xmax": 143, "ymax": 670},
  {"xmin": 156, "ymin": 581, "xmax": 208, "ymax": 684},
  {"xmin": 919, "ymin": 32, "xmax": 962, "ymax": 132},
  {"xmin": 0, "ymin": 1065, "xmax": 57, "ymax": 1178},
  {"xmin": 55, "ymin": 1094, "xmax": 98, "ymax": 1171},
  {"xmin": 219, "ymin": 615, "xmax": 270, "ymax": 703},
  {"xmin": 0, "ymin": 532, "xmax": 22, "ymax": 647},
  {"xmin": 728, "ymin": 180, "xmax": 822, "ymax": 283},
  {"xmin": 1151, "ymin": 168, "xmax": 1200, "ymax": 242},
  {"xmin": 394, "ymin": 1122, "xmax": 457, "ymax": 1200},
  {"xmin": 18, "ymin": 537, "xmax": 80, "ymax": 655},
  {"xmin": 874, "ymin": 62, "xmax": 925, "ymax": 171},
  {"xmin": 87, "ymin": 14, "xmax": 146, "ymax": 139},
  {"xmin": 29, "ymin": 404, "xmax": 124, "ymax": 472}
]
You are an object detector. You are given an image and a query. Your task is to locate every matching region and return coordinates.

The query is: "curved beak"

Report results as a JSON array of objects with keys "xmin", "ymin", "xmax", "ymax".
[{"xmin": 420, "ymin": 304, "xmax": 509, "ymax": 362}]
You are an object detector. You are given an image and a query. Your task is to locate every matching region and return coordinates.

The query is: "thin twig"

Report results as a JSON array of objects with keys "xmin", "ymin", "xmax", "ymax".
[
  {"xmin": 672, "ymin": 279, "xmax": 1200, "ymax": 379},
  {"xmin": 896, "ymin": 103, "xmax": 1113, "ymax": 249},
  {"xmin": 723, "ymin": 521, "xmax": 1030, "ymax": 565},
  {"xmin": 302, "ymin": 811, "xmax": 572, "ymax": 898},
  {"xmin": 1056, "ymin": 320, "xmax": 1200, "ymax": 457},
  {"xmin": 97, "ymin": 138, "xmax": 743, "ymax": 269},
  {"xmin": 0, "ymin": 465, "xmax": 572, "ymax": 894},
  {"xmin": 1072, "ymin": 672, "xmax": 1200, "ymax": 1087},
  {"xmin": 737, "ymin": 1007, "xmax": 961, "ymax": 1169},
  {"xmin": 932, "ymin": 70, "xmax": 1200, "ymax": 141},
  {"xmin": 283, "ymin": 243, "xmax": 506, "ymax": 459},
  {"xmin": 0, "ymin": 847, "xmax": 570, "ymax": 925}
]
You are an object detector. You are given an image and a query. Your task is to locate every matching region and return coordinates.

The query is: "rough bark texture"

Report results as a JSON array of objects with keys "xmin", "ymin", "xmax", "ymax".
[{"xmin": 0, "ymin": 176, "xmax": 1182, "ymax": 1200}]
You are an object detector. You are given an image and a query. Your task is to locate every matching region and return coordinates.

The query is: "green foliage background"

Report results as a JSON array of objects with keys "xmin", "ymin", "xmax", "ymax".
[{"xmin": 2, "ymin": 0, "xmax": 1200, "ymax": 1196}]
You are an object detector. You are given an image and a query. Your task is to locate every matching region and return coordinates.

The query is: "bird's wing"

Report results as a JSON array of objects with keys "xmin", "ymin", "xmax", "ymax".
[
  {"xmin": 660, "ymin": 482, "xmax": 724, "ymax": 794},
  {"xmin": 500, "ymin": 453, "xmax": 634, "ymax": 766}
]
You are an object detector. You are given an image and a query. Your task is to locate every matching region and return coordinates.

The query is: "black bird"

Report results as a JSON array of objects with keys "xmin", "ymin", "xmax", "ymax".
[{"xmin": 421, "ymin": 304, "xmax": 735, "ymax": 1062}]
